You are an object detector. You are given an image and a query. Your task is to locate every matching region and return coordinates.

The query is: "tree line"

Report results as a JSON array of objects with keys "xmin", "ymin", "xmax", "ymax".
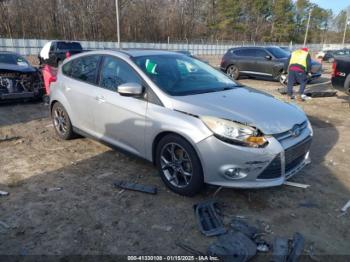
[{"xmin": 0, "ymin": 0, "xmax": 349, "ymax": 44}]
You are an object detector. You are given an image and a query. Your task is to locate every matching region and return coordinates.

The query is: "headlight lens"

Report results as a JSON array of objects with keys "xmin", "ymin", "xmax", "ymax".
[{"xmin": 201, "ymin": 116, "xmax": 267, "ymax": 148}]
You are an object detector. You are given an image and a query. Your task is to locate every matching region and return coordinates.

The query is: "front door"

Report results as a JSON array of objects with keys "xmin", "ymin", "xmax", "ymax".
[{"xmin": 93, "ymin": 56, "xmax": 147, "ymax": 157}]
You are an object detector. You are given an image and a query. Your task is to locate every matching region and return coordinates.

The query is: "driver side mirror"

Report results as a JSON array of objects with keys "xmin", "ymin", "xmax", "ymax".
[
  {"xmin": 265, "ymin": 55, "xmax": 272, "ymax": 60},
  {"xmin": 117, "ymin": 82, "xmax": 143, "ymax": 97}
]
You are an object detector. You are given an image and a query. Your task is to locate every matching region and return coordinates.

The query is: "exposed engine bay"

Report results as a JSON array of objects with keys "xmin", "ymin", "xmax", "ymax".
[{"xmin": 0, "ymin": 70, "xmax": 43, "ymax": 100}]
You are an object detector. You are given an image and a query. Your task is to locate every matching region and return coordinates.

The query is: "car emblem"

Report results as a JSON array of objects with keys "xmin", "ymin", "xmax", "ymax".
[{"xmin": 290, "ymin": 125, "xmax": 301, "ymax": 137}]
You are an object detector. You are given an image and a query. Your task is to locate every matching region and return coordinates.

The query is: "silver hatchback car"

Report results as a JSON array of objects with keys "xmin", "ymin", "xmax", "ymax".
[{"xmin": 50, "ymin": 50, "xmax": 313, "ymax": 196}]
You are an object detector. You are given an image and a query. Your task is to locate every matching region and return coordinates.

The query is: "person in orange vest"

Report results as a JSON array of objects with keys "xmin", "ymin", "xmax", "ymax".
[{"xmin": 285, "ymin": 47, "xmax": 311, "ymax": 101}]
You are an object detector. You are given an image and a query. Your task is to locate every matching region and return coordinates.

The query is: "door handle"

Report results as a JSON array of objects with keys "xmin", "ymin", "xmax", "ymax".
[{"xmin": 95, "ymin": 95, "xmax": 106, "ymax": 103}]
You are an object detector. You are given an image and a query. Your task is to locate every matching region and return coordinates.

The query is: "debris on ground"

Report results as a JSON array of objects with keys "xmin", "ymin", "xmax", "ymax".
[
  {"xmin": 194, "ymin": 199, "xmax": 227, "ymax": 237},
  {"xmin": 341, "ymin": 200, "xmax": 350, "ymax": 213},
  {"xmin": 299, "ymin": 200, "xmax": 320, "ymax": 208},
  {"xmin": 175, "ymin": 241, "xmax": 205, "ymax": 256},
  {"xmin": 230, "ymin": 218, "xmax": 257, "ymax": 239},
  {"xmin": 0, "ymin": 221, "xmax": 10, "ymax": 229},
  {"xmin": 0, "ymin": 135, "xmax": 22, "ymax": 143},
  {"xmin": 113, "ymin": 181, "xmax": 157, "ymax": 195},
  {"xmin": 256, "ymin": 240, "xmax": 270, "ymax": 253},
  {"xmin": 208, "ymin": 232, "xmax": 257, "ymax": 262},
  {"xmin": 284, "ymin": 181, "xmax": 310, "ymax": 189},
  {"xmin": 151, "ymin": 224, "xmax": 172, "ymax": 232},
  {"xmin": 46, "ymin": 187, "xmax": 63, "ymax": 192},
  {"xmin": 272, "ymin": 237, "xmax": 289, "ymax": 262},
  {"xmin": 0, "ymin": 190, "xmax": 9, "ymax": 196}
]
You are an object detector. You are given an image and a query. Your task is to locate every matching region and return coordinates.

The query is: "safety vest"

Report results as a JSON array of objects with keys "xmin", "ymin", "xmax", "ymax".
[{"xmin": 289, "ymin": 49, "xmax": 308, "ymax": 69}]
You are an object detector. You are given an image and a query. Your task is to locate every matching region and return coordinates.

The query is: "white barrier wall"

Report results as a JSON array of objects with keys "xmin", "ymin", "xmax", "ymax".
[{"xmin": 0, "ymin": 38, "xmax": 350, "ymax": 56}]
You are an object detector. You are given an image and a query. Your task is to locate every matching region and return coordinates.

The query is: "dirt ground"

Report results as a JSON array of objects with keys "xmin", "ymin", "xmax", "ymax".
[{"xmin": 0, "ymin": 59, "xmax": 350, "ymax": 260}]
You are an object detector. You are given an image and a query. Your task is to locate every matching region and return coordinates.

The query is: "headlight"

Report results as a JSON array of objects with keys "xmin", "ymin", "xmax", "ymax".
[{"xmin": 201, "ymin": 116, "xmax": 267, "ymax": 148}]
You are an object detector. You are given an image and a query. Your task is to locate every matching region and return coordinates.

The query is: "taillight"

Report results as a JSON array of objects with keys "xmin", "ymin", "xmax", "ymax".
[
  {"xmin": 48, "ymin": 76, "xmax": 57, "ymax": 85},
  {"xmin": 332, "ymin": 62, "xmax": 337, "ymax": 77},
  {"xmin": 65, "ymin": 51, "xmax": 71, "ymax": 58}
]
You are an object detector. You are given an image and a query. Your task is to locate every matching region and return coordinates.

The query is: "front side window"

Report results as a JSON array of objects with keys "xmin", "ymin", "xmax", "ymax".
[
  {"xmin": 133, "ymin": 54, "xmax": 239, "ymax": 96},
  {"xmin": 99, "ymin": 56, "xmax": 142, "ymax": 91},
  {"xmin": 71, "ymin": 55, "xmax": 100, "ymax": 84},
  {"xmin": 234, "ymin": 49, "xmax": 255, "ymax": 57},
  {"xmin": 266, "ymin": 47, "xmax": 290, "ymax": 58},
  {"xmin": 254, "ymin": 49, "xmax": 269, "ymax": 58}
]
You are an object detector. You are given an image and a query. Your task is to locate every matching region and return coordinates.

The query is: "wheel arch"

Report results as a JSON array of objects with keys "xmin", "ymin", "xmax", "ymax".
[{"xmin": 151, "ymin": 131, "xmax": 201, "ymax": 166}]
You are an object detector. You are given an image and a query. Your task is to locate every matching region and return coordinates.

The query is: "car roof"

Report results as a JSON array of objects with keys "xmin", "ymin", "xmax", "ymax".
[
  {"xmin": 230, "ymin": 46, "xmax": 279, "ymax": 50},
  {"xmin": 120, "ymin": 49, "xmax": 183, "ymax": 57}
]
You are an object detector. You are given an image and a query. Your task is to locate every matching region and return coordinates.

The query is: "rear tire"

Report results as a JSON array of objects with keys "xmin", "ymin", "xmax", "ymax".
[
  {"xmin": 226, "ymin": 65, "xmax": 240, "ymax": 80},
  {"xmin": 51, "ymin": 102, "xmax": 75, "ymax": 140},
  {"xmin": 155, "ymin": 134, "xmax": 204, "ymax": 196}
]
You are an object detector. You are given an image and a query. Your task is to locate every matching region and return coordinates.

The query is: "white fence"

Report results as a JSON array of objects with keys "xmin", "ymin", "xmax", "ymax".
[{"xmin": 0, "ymin": 38, "xmax": 350, "ymax": 56}]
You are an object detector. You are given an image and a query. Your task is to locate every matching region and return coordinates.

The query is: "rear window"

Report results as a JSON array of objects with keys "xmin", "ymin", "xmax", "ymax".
[{"xmin": 56, "ymin": 42, "xmax": 82, "ymax": 51}]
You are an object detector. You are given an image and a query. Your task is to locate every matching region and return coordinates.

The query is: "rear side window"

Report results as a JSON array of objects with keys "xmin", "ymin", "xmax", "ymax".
[
  {"xmin": 99, "ymin": 56, "xmax": 142, "ymax": 91},
  {"xmin": 233, "ymin": 49, "xmax": 255, "ymax": 57},
  {"xmin": 70, "ymin": 55, "xmax": 100, "ymax": 84},
  {"xmin": 57, "ymin": 42, "xmax": 82, "ymax": 51},
  {"xmin": 62, "ymin": 62, "xmax": 72, "ymax": 76}
]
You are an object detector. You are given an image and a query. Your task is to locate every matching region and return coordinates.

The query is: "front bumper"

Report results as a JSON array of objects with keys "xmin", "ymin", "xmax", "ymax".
[{"xmin": 196, "ymin": 126, "xmax": 312, "ymax": 188}]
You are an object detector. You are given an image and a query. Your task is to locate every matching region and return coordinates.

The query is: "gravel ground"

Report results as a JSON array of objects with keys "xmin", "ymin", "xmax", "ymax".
[{"xmin": 0, "ymin": 60, "xmax": 349, "ymax": 260}]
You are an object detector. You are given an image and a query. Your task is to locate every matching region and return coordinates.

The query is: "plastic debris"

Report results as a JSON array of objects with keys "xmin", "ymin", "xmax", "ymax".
[
  {"xmin": 208, "ymin": 232, "xmax": 257, "ymax": 262},
  {"xmin": 284, "ymin": 181, "xmax": 310, "ymax": 189},
  {"xmin": 47, "ymin": 187, "xmax": 63, "ymax": 192},
  {"xmin": 194, "ymin": 199, "xmax": 227, "ymax": 237},
  {"xmin": 113, "ymin": 181, "xmax": 157, "ymax": 195},
  {"xmin": 0, "ymin": 190, "xmax": 9, "ymax": 196},
  {"xmin": 341, "ymin": 200, "xmax": 350, "ymax": 213}
]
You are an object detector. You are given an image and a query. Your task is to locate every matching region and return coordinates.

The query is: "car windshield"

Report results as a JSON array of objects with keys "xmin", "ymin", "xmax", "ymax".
[
  {"xmin": 0, "ymin": 53, "xmax": 29, "ymax": 66},
  {"xmin": 132, "ymin": 54, "xmax": 239, "ymax": 96},
  {"xmin": 266, "ymin": 47, "xmax": 290, "ymax": 58},
  {"xmin": 57, "ymin": 42, "xmax": 82, "ymax": 50}
]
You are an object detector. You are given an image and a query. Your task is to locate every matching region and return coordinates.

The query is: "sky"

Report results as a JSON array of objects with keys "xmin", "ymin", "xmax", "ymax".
[{"xmin": 311, "ymin": 0, "xmax": 349, "ymax": 15}]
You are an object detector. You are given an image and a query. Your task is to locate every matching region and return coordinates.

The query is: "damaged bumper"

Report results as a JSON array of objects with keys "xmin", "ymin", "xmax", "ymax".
[
  {"xmin": 0, "ymin": 70, "xmax": 44, "ymax": 101},
  {"xmin": 196, "ymin": 125, "xmax": 312, "ymax": 188}
]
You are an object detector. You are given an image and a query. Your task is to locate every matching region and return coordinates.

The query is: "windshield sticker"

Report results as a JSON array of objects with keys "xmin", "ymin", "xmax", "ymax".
[{"xmin": 145, "ymin": 59, "xmax": 158, "ymax": 74}]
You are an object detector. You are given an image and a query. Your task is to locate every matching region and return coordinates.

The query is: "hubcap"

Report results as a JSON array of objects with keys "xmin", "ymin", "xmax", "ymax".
[
  {"xmin": 53, "ymin": 107, "xmax": 68, "ymax": 135},
  {"xmin": 160, "ymin": 143, "xmax": 193, "ymax": 188}
]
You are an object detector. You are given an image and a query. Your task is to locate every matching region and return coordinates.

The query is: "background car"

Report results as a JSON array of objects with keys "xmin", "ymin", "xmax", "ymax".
[
  {"xmin": 0, "ymin": 51, "xmax": 43, "ymax": 101},
  {"xmin": 50, "ymin": 50, "xmax": 312, "ymax": 196},
  {"xmin": 331, "ymin": 56, "xmax": 350, "ymax": 94},
  {"xmin": 220, "ymin": 46, "xmax": 322, "ymax": 82},
  {"xmin": 317, "ymin": 49, "xmax": 350, "ymax": 63},
  {"xmin": 39, "ymin": 41, "xmax": 84, "ymax": 67}
]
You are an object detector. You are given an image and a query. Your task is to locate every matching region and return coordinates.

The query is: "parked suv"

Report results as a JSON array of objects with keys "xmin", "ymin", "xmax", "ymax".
[
  {"xmin": 50, "ymin": 50, "xmax": 312, "ymax": 196},
  {"xmin": 220, "ymin": 46, "xmax": 322, "ymax": 82},
  {"xmin": 39, "ymin": 41, "xmax": 83, "ymax": 67}
]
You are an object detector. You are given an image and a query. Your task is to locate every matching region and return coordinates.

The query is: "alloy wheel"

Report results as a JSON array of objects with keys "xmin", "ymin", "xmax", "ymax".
[
  {"xmin": 160, "ymin": 143, "xmax": 193, "ymax": 188},
  {"xmin": 53, "ymin": 107, "xmax": 68, "ymax": 136}
]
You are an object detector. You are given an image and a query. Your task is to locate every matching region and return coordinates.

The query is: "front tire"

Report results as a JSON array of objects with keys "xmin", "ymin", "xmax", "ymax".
[
  {"xmin": 226, "ymin": 65, "xmax": 240, "ymax": 80},
  {"xmin": 51, "ymin": 102, "xmax": 75, "ymax": 140},
  {"xmin": 156, "ymin": 134, "xmax": 204, "ymax": 196}
]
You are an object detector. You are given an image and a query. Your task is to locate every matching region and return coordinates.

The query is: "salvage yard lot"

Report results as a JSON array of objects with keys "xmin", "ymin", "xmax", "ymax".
[{"xmin": 0, "ymin": 65, "xmax": 350, "ymax": 257}]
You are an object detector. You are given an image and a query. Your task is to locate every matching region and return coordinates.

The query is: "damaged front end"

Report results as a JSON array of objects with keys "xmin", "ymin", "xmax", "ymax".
[{"xmin": 0, "ymin": 70, "xmax": 44, "ymax": 101}]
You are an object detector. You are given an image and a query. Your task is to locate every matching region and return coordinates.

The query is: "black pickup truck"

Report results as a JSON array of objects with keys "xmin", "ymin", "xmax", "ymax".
[
  {"xmin": 38, "ymin": 41, "xmax": 83, "ymax": 67},
  {"xmin": 331, "ymin": 56, "xmax": 350, "ymax": 94}
]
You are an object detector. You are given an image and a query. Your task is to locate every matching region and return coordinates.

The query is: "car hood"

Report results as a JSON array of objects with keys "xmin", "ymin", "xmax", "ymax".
[
  {"xmin": 171, "ymin": 87, "xmax": 307, "ymax": 135},
  {"xmin": 0, "ymin": 63, "xmax": 36, "ymax": 73}
]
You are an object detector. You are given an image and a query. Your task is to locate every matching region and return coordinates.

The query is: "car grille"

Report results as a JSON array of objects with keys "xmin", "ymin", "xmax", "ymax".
[
  {"xmin": 285, "ymin": 136, "xmax": 312, "ymax": 173},
  {"xmin": 257, "ymin": 136, "xmax": 312, "ymax": 180}
]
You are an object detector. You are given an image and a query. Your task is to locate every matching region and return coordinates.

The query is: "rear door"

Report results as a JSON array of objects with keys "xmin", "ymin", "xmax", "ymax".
[
  {"xmin": 62, "ymin": 55, "xmax": 101, "ymax": 136},
  {"xmin": 92, "ymin": 55, "xmax": 147, "ymax": 157},
  {"xmin": 233, "ymin": 48, "xmax": 257, "ymax": 72}
]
